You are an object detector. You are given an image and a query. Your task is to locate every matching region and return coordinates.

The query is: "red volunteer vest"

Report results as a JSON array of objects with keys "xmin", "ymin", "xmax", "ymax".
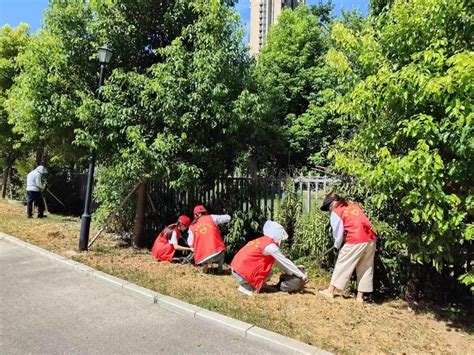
[
  {"xmin": 190, "ymin": 215, "xmax": 226, "ymax": 264},
  {"xmin": 333, "ymin": 202, "xmax": 377, "ymax": 244},
  {"xmin": 231, "ymin": 236, "xmax": 277, "ymax": 291},
  {"xmin": 151, "ymin": 224, "xmax": 181, "ymax": 261}
]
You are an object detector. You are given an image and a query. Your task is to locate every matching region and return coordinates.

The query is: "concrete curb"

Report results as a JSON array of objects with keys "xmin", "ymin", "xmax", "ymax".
[
  {"xmin": 156, "ymin": 294, "xmax": 202, "ymax": 316},
  {"xmin": 121, "ymin": 283, "xmax": 157, "ymax": 303},
  {"xmin": 195, "ymin": 309, "xmax": 253, "ymax": 337},
  {"xmin": 1, "ymin": 232, "xmax": 331, "ymax": 354}
]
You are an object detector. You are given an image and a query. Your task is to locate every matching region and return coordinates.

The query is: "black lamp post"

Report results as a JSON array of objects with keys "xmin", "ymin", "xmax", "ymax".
[{"xmin": 79, "ymin": 45, "xmax": 113, "ymax": 251}]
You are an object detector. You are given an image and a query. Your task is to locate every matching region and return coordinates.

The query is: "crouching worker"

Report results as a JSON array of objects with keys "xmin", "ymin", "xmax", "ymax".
[
  {"xmin": 151, "ymin": 215, "xmax": 193, "ymax": 262},
  {"xmin": 188, "ymin": 205, "xmax": 230, "ymax": 273},
  {"xmin": 231, "ymin": 221, "xmax": 307, "ymax": 296},
  {"xmin": 318, "ymin": 192, "xmax": 377, "ymax": 303}
]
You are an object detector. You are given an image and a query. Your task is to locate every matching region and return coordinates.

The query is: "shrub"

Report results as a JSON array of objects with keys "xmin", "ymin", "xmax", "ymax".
[{"xmin": 222, "ymin": 208, "xmax": 267, "ymax": 258}]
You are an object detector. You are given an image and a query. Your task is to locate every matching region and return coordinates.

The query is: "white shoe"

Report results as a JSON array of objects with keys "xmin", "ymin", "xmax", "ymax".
[{"xmin": 238, "ymin": 286, "xmax": 253, "ymax": 296}]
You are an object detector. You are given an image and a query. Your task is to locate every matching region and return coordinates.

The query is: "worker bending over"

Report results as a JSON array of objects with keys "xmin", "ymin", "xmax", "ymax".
[
  {"xmin": 188, "ymin": 205, "xmax": 230, "ymax": 273},
  {"xmin": 151, "ymin": 215, "xmax": 193, "ymax": 261},
  {"xmin": 319, "ymin": 192, "xmax": 377, "ymax": 302},
  {"xmin": 231, "ymin": 221, "xmax": 307, "ymax": 296}
]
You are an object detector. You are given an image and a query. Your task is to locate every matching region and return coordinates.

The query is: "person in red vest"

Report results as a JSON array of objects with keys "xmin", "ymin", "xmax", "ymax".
[
  {"xmin": 318, "ymin": 192, "xmax": 377, "ymax": 302},
  {"xmin": 231, "ymin": 220, "xmax": 307, "ymax": 296},
  {"xmin": 151, "ymin": 215, "xmax": 193, "ymax": 262},
  {"xmin": 188, "ymin": 205, "xmax": 231, "ymax": 273}
]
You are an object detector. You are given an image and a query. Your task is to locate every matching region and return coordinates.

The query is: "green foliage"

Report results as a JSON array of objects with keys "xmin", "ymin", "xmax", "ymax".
[
  {"xmin": 79, "ymin": 0, "xmax": 249, "ymax": 168},
  {"xmin": 223, "ymin": 209, "xmax": 267, "ymax": 256},
  {"xmin": 328, "ymin": 0, "xmax": 473, "ymax": 292},
  {"xmin": 93, "ymin": 165, "xmax": 138, "ymax": 232},
  {"xmin": 289, "ymin": 209, "xmax": 333, "ymax": 263},
  {"xmin": 0, "ymin": 24, "xmax": 29, "ymax": 92},
  {"xmin": 88, "ymin": 0, "xmax": 194, "ymax": 72},
  {"xmin": 6, "ymin": 1, "xmax": 95, "ymax": 166},
  {"xmin": 5, "ymin": 0, "xmax": 195, "ymax": 171},
  {"xmin": 275, "ymin": 178, "xmax": 302, "ymax": 243},
  {"xmin": 78, "ymin": 0, "xmax": 253, "ymax": 224},
  {"xmin": 0, "ymin": 24, "xmax": 30, "ymax": 169},
  {"xmin": 250, "ymin": 4, "xmax": 350, "ymax": 169},
  {"xmin": 458, "ymin": 271, "xmax": 474, "ymax": 294},
  {"xmin": 275, "ymin": 179, "xmax": 333, "ymax": 266},
  {"xmin": 369, "ymin": 0, "xmax": 394, "ymax": 16}
]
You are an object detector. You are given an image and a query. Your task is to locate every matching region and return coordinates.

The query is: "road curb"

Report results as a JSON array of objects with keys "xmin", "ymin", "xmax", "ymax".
[
  {"xmin": 247, "ymin": 326, "xmax": 331, "ymax": 355},
  {"xmin": 195, "ymin": 309, "xmax": 253, "ymax": 337},
  {"xmin": 1, "ymin": 232, "xmax": 331, "ymax": 354},
  {"xmin": 156, "ymin": 294, "xmax": 202, "ymax": 316},
  {"xmin": 94, "ymin": 270, "xmax": 130, "ymax": 288},
  {"xmin": 123, "ymin": 283, "xmax": 159, "ymax": 303}
]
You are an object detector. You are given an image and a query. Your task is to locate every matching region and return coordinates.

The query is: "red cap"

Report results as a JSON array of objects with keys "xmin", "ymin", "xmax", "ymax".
[
  {"xmin": 177, "ymin": 215, "xmax": 191, "ymax": 227},
  {"xmin": 193, "ymin": 205, "xmax": 207, "ymax": 215}
]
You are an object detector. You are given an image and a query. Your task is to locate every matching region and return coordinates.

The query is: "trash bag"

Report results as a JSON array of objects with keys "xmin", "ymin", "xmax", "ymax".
[{"xmin": 278, "ymin": 265, "xmax": 307, "ymax": 293}]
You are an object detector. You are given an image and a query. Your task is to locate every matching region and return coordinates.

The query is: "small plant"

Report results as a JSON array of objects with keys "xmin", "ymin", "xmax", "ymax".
[
  {"xmin": 222, "ymin": 208, "xmax": 267, "ymax": 257},
  {"xmin": 275, "ymin": 178, "xmax": 302, "ymax": 245},
  {"xmin": 458, "ymin": 272, "xmax": 474, "ymax": 294},
  {"xmin": 289, "ymin": 209, "xmax": 333, "ymax": 265}
]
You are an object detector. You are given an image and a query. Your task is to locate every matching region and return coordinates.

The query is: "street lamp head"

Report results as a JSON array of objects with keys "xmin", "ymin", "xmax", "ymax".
[{"xmin": 98, "ymin": 45, "xmax": 113, "ymax": 64}]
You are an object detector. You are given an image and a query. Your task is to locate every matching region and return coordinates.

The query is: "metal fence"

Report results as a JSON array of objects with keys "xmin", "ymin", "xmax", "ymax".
[
  {"xmin": 293, "ymin": 175, "xmax": 333, "ymax": 213},
  {"xmin": 146, "ymin": 175, "xmax": 334, "ymax": 234}
]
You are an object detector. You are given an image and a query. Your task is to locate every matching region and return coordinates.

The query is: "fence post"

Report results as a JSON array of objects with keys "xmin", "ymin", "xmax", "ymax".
[
  {"xmin": 263, "ymin": 180, "xmax": 268, "ymax": 217},
  {"xmin": 315, "ymin": 179, "xmax": 319, "ymax": 201},
  {"xmin": 299, "ymin": 174, "xmax": 303, "ymax": 210},
  {"xmin": 244, "ymin": 179, "xmax": 247, "ymax": 212},
  {"xmin": 306, "ymin": 180, "xmax": 311, "ymax": 213},
  {"xmin": 270, "ymin": 180, "xmax": 275, "ymax": 219}
]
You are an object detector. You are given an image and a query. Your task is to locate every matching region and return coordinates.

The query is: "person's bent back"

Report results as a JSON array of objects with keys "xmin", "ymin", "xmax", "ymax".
[
  {"xmin": 231, "ymin": 220, "xmax": 307, "ymax": 296},
  {"xmin": 188, "ymin": 205, "xmax": 230, "ymax": 273},
  {"xmin": 151, "ymin": 215, "xmax": 192, "ymax": 262}
]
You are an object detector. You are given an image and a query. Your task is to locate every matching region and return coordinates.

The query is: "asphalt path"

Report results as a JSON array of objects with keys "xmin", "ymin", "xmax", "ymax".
[{"xmin": 0, "ymin": 239, "xmax": 287, "ymax": 354}]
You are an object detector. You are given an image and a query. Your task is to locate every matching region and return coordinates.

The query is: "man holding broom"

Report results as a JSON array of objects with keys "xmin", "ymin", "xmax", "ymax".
[{"xmin": 26, "ymin": 165, "xmax": 47, "ymax": 219}]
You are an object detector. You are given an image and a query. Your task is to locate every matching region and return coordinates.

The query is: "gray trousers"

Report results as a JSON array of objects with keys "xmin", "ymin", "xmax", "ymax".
[
  {"xmin": 232, "ymin": 270, "xmax": 273, "ymax": 292},
  {"xmin": 198, "ymin": 250, "xmax": 225, "ymax": 272}
]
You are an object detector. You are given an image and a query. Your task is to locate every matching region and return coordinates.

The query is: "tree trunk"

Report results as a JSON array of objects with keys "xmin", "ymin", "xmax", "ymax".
[
  {"xmin": 132, "ymin": 182, "xmax": 146, "ymax": 248},
  {"xmin": 35, "ymin": 144, "xmax": 44, "ymax": 166},
  {"xmin": 1, "ymin": 156, "xmax": 12, "ymax": 199}
]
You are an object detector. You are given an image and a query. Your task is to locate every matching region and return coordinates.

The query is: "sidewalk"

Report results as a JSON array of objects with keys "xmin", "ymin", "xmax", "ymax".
[{"xmin": 0, "ymin": 236, "xmax": 327, "ymax": 354}]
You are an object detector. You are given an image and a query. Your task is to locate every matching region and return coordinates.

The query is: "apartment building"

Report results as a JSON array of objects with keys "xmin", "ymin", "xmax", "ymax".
[{"xmin": 249, "ymin": 0, "xmax": 305, "ymax": 56}]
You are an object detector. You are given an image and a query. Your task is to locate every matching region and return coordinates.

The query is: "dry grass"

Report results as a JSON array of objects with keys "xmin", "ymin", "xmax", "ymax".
[{"xmin": 1, "ymin": 200, "xmax": 472, "ymax": 353}]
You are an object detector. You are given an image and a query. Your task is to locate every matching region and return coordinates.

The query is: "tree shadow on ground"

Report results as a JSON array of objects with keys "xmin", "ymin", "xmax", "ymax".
[
  {"xmin": 409, "ymin": 300, "xmax": 473, "ymax": 335},
  {"xmin": 259, "ymin": 283, "xmax": 315, "ymax": 295},
  {"xmin": 371, "ymin": 295, "xmax": 474, "ymax": 335}
]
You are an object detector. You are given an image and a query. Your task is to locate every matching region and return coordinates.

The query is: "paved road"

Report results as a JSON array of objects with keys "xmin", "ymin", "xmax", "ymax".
[{"xmin": 0, "ymin": 239, "xmax": 285, "ymax": 354}]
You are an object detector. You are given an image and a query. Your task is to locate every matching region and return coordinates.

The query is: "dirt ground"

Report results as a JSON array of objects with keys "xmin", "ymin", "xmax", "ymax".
[{"xmin": 1, "ymin": 200, "xmax": 472, "ymax": 353}]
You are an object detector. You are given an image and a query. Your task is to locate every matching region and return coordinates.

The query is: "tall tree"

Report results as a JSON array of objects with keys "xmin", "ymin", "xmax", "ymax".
[
  {"xmin": 6, "ymin": 1, "xmax": 96, "ymax": 168},
  {"xmin": 369, "ymin": 0, "xmax": 394, "ymax": 16},
  {"xmin": 0, "ymin": 24, "xmax": 30, "ymax": 198},
  {"xmin": 328, "ymin": 0, "xmax": 473, "ymax": 290},
  {"xmin": 6, "ymin": 0, "xmax": 195, "ymax": 172},
  {"xmin": 250, "ymin": 4, "xmax": 355, "ymax": 171},
  {"xmin": 89, "ymin": 0, "xmax": 194, "ymax": 72},
  {"xmin": 77, "ymin": 0, "xmax": 252, "ymax": 245}
]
